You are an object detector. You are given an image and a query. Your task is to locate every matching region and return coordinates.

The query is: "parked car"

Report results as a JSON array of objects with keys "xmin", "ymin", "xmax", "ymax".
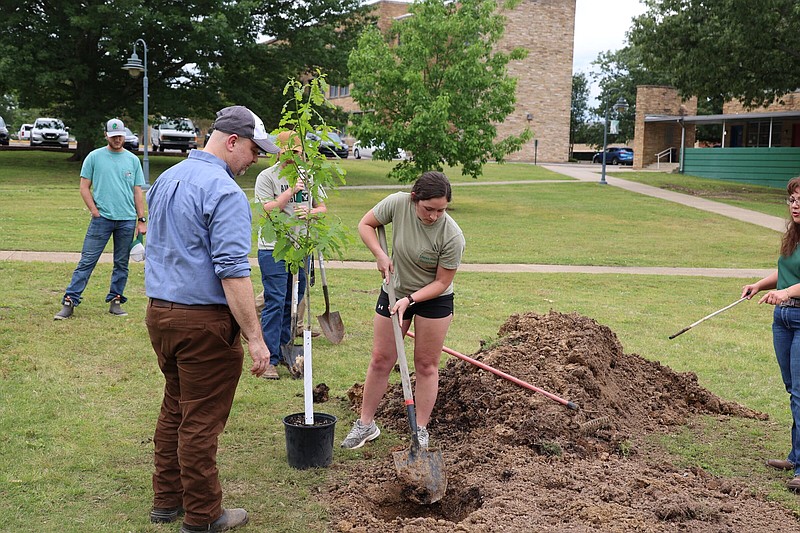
[
  {"xmin": 18, "ymin": 123, "xmax": 33, "ymax": 141},
  {"xmin": 0, "ymin": 116, "xmax": 9, "ymax": 145},
  {"xmin": 123, "ymin": 128, "xmax": 139, "ymax": 152},
  {"xmin": 30, "ymin": 118, "xmax": 69, "ymax": 148},
  {"xmin": 353, "ymin": 141, "xmax": 407, "ymax": 160},
  {"xmin": 592, "ymin": 147, "xmax": 633, "ymax": 165},
  {"xmin": 306, "ymin": 131, "xmax": 349, "ymax": 158},
  {"xmin": 151, "ymin": 118, "xmax": 199, "ymax": 152}
]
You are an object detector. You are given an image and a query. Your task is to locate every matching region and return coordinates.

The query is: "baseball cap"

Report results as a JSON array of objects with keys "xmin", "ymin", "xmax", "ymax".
[
  {"xmin": 277, "ymin": 130, "xmax": 303, "ymax": 154},
  {"xmin": 106, "ymin": 119, "xmax": 126, "ymax": 137},
  {"xmin": 212, "ymin": 106, "xmax": 280, "ymax": 154}
]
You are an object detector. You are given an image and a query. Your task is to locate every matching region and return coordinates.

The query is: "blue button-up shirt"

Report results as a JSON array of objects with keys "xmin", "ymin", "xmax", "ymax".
[{"xmin": 145, "ymin": 150, "xmax": 252, "ymax": 305}]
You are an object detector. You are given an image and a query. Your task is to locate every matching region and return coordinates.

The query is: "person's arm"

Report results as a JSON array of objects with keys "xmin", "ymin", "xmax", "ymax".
[
  {"xmin": 742, "ymin": 271, "xmax": 777, "ymax": 299},
  {"xmin": 358, "ymin": 209, "xmax": 392, "ymax": 277},
  {"xmin": 133, "ymin": 185, "xmax": 147, "ymax": 235},
  {"xmin": 263, "ymin": 173, "xmax": 303, "ymax": 212},
  {"xmin": 392, "ymin": 265, "xmax": 458, "ymax": 317},
  {"xmin": 221, "ymin": 276, "xmax": 270, "ymax": 377},
  {"xmin": 79, "ymin": 177, "xmax": 100, "ymax": 217}
]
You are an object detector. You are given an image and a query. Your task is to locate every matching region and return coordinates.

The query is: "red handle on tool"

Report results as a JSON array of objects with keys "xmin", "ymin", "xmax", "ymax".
[{"xmin": 406, "ymin": 331, "xmax": 578, "ymax": 410}]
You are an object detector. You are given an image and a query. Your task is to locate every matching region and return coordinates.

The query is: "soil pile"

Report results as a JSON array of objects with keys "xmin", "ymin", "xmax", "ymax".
[{"xmin": 326, "ymin": 311, "xmax": 797, "ymax": 532}]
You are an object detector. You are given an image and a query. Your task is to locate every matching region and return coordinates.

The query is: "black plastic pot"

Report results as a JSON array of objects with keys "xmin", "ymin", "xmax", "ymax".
[{"xmin": 283, "ymin": 412, "xmax": 337, "ymax": 469}]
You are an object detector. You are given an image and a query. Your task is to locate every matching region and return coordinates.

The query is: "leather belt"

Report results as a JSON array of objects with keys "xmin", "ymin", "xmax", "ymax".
[
  {"xmin": 780, "ymin": 298, "xmax": 800, "ymax": 308},
  {"xmin": 149, "ymin": 298, "xmax": 229, "ymax": 311}
]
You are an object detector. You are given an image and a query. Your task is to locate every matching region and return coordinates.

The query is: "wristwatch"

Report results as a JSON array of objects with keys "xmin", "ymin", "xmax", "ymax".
[
  {"xmin": 138, "ymin": 217, "xmax": 147, "ymax": 222},
  {"xmin": 406, "ymin": 295, "xmax": 416, "ymax": 306}
]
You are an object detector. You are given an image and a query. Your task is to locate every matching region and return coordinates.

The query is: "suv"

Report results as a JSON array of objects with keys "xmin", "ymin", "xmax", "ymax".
[
  {"xmin": 306, "ymin": 131, "xmax": 349, "ymax": 158},
  {"xmin": 30, "ymin": 118, "xmax": 69, "ymax": 148},
  {"xmin": 592, "ymin": 147, "xmax": 633, "ymax": 165},
  {"xmin": 0, "ymin": 117, "xmax": 9, "ymax": 145},
  {"xmin": 151, "ymin": 118, "xmax": 199, "ymax": 152}
]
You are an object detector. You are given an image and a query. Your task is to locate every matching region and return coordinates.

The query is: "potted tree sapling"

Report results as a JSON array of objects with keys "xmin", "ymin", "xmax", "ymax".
[{"xmin": 257, "ymin": 73, "xmax": 351, "ymax": 469}]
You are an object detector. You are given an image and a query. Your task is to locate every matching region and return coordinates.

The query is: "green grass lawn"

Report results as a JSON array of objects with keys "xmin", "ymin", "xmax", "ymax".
[{"xmin": 1, "ymin": 151, "xmax": 799, "ymax": 530}]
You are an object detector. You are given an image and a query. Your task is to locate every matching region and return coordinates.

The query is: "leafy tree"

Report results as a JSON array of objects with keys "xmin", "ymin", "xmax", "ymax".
[
  {"xmin": 0, "ymin": 0, "xmax": 371, "ymax": 160},
  {"xmin": 629, "ymin": 0, "xmax": 800, "ymax": 108},
  {"xmin": 570, "ymin": 73, "xmax": 591, "ymax": 153},
  {"xmin": 347, "ymin": 0, "xmax": 532, "ymax": 182}
]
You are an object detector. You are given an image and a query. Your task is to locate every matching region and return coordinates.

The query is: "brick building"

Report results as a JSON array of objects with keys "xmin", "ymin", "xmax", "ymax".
[{"xmin": 329, "ymin": 0, "xmax": 575, "ymax": 163}]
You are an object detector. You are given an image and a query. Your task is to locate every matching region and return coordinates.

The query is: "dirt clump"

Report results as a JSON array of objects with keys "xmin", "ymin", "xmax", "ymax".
[{"xmin": 325, "ymin": 311, "xmax": 796, "ymax": 532}]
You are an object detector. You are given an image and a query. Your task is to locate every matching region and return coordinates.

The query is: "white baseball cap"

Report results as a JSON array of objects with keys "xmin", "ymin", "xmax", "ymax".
[{"xmin": 106, "ymin": 119, "xmax": 126, "ymax": 137}]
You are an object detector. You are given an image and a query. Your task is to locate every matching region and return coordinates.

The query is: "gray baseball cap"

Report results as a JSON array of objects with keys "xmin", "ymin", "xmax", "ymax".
[{"xmin": 212, "ymin": 106, "xmax": 280, "ymax": 154}]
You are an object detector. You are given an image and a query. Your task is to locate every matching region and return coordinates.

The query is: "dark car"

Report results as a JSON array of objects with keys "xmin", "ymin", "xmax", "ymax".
[
  {"xmin": 306, "ymin": 131, "xmax": 349, "ymax": 158},
  {"xmin": 592, "ymin": 147, "xmax": 633, "ymax": 165},
  {"xmin": 123, "ymin": 128, "xmax": 139, "ymax": 152}
]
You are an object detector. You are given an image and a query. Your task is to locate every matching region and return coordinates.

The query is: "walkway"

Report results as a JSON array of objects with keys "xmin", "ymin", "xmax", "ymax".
[{"xmin": 0, "ymin": 164, "xmax": 781, "ymax": 278}]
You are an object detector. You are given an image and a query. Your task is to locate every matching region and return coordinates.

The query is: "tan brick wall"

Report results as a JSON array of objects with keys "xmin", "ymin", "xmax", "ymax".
[
  {"xmin": 724, "ymin": 92, "xmax": 800, "ymax": 114},
  {"xmin": 633, "ymin": 85, "xmax": 696, "ymax": 168},
  {"xmin": 499, "ymin": 0, "xmax": 575, "ymax": 163},
  {"xmin": 330, "ymin": 0, "xmax": 576, "ymax": 163}
]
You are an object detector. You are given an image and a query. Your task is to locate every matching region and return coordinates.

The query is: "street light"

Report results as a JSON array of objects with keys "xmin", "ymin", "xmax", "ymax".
[
  {"xmin": 600, "ymin": 94, "xmax": 629, "ymax": 185},
  {"xmin": 122, "ymin": 39, "xmax": 150, "ymax": 188}
]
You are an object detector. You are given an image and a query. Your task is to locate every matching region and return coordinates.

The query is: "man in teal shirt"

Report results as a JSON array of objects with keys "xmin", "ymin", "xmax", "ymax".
[{"xmin": 54, "ymin": 118, "xmax": 146, "ymax": 319}]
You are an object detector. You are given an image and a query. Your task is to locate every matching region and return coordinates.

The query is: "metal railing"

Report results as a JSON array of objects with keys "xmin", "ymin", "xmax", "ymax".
[{"xmin": 655, "ymin": 147, "xmax": 675, "ymax": 169}]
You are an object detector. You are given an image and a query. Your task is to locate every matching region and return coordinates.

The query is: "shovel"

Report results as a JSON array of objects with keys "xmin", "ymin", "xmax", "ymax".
[
  {"xmin": 377, "ymin": 226, "xmax": 447, "ymax": 505},
  {"xmin": 316, "ymin": 251, "xmax": 345, "ymax": 344},
  {"xmin": 280, "ymin": 268, "xmax": 304, "ymax": 372}
]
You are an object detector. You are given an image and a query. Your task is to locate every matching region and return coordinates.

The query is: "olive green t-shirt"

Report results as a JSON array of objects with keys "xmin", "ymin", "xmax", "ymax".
[
  {"xmin": 777, "ymin": 246, "xmax": 800, "ymax": 289},
  {"xmin": 372, "ymin": 191, "xmax": 465, "ymax": 297}
]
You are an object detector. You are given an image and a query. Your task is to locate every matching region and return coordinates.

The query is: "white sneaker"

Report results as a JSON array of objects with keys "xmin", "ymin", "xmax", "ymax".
[
  {"xmin": 417, "ymin": 426, "xmax": 429, "ymax": 449},
  {"xmin": 341, "ymin": 420, "xmax": 380, "ymax": 449}
]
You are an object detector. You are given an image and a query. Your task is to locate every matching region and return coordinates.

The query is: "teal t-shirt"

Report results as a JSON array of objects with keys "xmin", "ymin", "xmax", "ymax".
[
  {"xmin": 777, "ymin": 246, "xmax": 800, "ymax": 289},
  {"xmin": 372, "ymin": 191, "xmax": 465, "ymax": 297},
  {"xmin": 80, "ymin": 146, "xmax": 144, "ymax": 220}
]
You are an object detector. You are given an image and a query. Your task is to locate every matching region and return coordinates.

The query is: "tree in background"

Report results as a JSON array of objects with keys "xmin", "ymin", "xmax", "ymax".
[
  {"xmin": 347, "ymin": 0, "xmax": 532, "ymax": 182},
  {"xmin": 0, "ymin": 0, "xmax": 370, "ymax": 160},
  {"xmin": 570, "ymin": 73, "xmax": 591, "ymax": 156},
  {"xmin": 630, "ymin": 0, "xmax": 800, "ymax": 109}
]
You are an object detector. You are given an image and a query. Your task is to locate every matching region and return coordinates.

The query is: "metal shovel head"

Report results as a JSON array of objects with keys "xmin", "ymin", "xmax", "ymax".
[
  {"xmin": 280, "ymin": 343, "xmax": 304, "ymax": 368},
  {"xmin": 392, "ymin": 445, "xmax": 447, "ymax": 505},
  {"xmin": 317, "ymin": 310, "xmax": 345, "ymax": 344}
]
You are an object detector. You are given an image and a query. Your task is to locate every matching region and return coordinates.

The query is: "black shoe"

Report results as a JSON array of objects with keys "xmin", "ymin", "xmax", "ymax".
[
  {"xmin": 180, "ymin": 508, "xmax": 249, "ymax": 532},
  {"xmin": 150, "ymin": 506, "xmax": 184, "ymax": 523},
  {"xmin": 54, "ymin": 298, "xmax": 74, "ymax": 320},
  {"xmin": 108, "ymin": 296, "xmax": 128, "ymax": 316}
]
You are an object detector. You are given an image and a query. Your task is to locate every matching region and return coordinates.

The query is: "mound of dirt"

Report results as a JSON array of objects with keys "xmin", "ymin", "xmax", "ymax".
[{"xmin": 325, "ymin": 311, "xmax": 797, "ymax": 532}]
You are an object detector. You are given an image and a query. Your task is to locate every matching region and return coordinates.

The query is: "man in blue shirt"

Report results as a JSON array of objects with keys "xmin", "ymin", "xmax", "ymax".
[
  {"xmin": 144, "ymin": 106, "xmax": 277, "ymax": 532},
  {"xmin": 54, "ymin": 118, "xmax": 146, "ymax": 319}
]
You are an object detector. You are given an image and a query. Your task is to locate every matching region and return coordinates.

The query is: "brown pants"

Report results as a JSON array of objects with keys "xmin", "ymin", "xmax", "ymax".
[{"xmin": 145, "ymin": 299, "xmax": 243, "ymax": 526}]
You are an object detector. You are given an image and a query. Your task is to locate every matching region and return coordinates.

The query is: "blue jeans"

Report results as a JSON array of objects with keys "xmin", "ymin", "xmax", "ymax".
[
  {"xmin": 63, "ymin": 216, "xmax": 136, "ymax": 306},
  {"xmin": 772, "ymin": 305, "xmax": 800, "ymax": 475},
  {"xmin": 258, "ymin": 250, "xmax": 306, "ymax": 366}
]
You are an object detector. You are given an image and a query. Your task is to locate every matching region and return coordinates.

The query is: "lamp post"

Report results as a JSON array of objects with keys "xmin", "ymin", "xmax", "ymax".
[
  {"xmin": 600, "ymin": 94, "xmax": 629, "ymax": 185},
  {"xmin": 122, "ymin": 39, "xmax": 150, "ymax": 188}
]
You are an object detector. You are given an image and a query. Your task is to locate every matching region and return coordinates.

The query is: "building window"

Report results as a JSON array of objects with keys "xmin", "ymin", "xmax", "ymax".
[
  {"xmin": 330, "ymin": 85, "xmax": 350, "ymax": 99},
  {"xmin": 746, "ymin": 121, "xmax": 782, "ymax": 147}
]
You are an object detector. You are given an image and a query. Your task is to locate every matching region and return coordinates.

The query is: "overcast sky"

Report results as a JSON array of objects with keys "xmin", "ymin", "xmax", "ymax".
[{"xmin": 573, "ymin": 0, "xmax": 647, "ymax": 106}]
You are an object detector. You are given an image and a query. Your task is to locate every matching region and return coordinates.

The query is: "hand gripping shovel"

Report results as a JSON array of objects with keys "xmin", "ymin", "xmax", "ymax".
[
  {"xmin": 377, "ymin": 226, "xmax": 447, "ymax": 505},
  {"xmin": 316, "ymin": 251, "xmax": 345, "ymax": 344}
]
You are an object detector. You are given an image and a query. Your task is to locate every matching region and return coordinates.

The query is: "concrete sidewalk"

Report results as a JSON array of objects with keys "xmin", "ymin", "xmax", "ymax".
[
  {"xmin": 0, "ymin": 250, "xmax": 772, "ymax": 279},
  {"xmin": 541, "ymin": 163, "xmax": 786, "ymax": 232}
]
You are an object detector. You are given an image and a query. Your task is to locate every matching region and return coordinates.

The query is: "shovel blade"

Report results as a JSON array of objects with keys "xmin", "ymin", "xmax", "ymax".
[
  {"xmin": 392, "ymin": 446, "xmax": 447, "ymax": 505},
  {"xmin": 317, "ymin": 311, "xmax": 345, "ymax": 344}
]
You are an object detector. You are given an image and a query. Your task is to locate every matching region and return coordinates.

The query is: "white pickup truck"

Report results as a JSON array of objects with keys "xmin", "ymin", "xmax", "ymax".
[{"xmin": 151, "ymin": 118, "xmax": 199, "ymax": 153}]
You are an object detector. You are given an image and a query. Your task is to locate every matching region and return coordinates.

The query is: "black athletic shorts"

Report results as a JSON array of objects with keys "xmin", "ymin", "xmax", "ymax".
[{"xmin": 376, "ymin": 288, "xmax": 454, "ymax": 320}]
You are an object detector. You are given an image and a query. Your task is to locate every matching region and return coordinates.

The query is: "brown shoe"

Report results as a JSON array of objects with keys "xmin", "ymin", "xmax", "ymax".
[
  {"xmin": 766, "ymin": 459, "xmax": 795, "ymax": 471},
  {"xmin": 787, "ymin": 477, "xmax": 800, "ymax": 492},
  {"xmin": 261, "ymin": 364, "xmax": 279, "ymax": 380},
  {"xmin": 180, "ymin": 508, "xmax": 249, "ymax": 532}
]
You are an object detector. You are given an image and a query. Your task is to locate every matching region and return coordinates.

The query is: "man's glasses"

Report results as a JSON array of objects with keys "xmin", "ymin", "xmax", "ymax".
[{"xmin": 787, "ymin": 197, "xmax": 800, "ymax": 206}]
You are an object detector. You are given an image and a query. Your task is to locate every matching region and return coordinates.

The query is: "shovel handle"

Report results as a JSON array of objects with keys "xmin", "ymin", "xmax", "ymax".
[{"xmin": 377, "ymin": 226, "xmax": 421, "ymax": 450}]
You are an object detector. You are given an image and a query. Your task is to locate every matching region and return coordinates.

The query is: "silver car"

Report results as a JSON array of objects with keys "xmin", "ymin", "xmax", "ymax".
[{"xmin": 31, "ymin": 118, "xmax": 69, "ymax": 148}]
